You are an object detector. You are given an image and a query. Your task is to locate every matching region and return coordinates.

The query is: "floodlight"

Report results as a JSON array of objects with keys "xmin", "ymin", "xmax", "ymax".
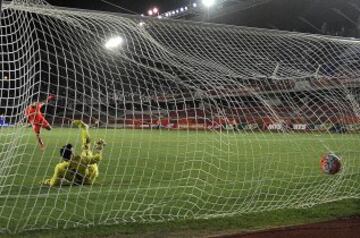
[
  {"xmin": 202, "ymin": 0, "xmax": 215, "ymax": 7},
  {"xmin": 180, "ymin": 7, "xmax": 184, "ymax": 12},
  {"xmin": 153, "ymin": 7, "xmax": 158, "ymax": 14},
  {"xmin": 105, "ymin": 36, "xmax": 124, "ymax": 50},
  {"xmin": 148, "ymin": 9, "xmax": 153, "ymax": 16}
]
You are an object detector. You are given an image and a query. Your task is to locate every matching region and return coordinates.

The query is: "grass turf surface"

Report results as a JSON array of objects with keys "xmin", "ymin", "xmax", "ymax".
[{"xmin": 0, "ymin": 128, "xmax": 359, "ymax": 235}]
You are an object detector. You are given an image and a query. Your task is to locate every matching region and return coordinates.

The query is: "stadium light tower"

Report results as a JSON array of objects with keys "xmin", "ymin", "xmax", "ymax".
[
  {"xmin": 202, "ymin": 0, "xmax": 216, "ymax": 8},
  {"xmin": 105, "ymin": 36, "xmax": 124, "ymax": 50}
]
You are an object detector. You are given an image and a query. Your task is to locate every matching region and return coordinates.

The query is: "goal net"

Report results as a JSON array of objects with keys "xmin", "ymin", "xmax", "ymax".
[{"xmin": 1, "ymin": 0, "xmax": 360, "ymax": 233}]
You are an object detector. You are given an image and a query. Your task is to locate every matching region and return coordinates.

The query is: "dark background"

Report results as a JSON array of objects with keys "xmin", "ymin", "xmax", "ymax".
[
  {"xmin": 45, "ymin": 0, "xmax": 360, "ymax": 37},
  {"xmin": 46, "ymin": 0, "xmax": 190, "ymax": 15}
]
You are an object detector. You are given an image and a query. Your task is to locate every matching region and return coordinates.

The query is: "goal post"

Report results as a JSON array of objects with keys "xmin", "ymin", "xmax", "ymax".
[{"xmin": 0, "ymin": 0, "xmax": 360, "ymax": 234}]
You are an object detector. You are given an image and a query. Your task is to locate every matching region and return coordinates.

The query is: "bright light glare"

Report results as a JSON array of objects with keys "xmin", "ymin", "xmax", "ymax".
[
  {"xmin": 148, "ymin": 9, "xmax": 153, "ymax": 15},
  {"xmin": 202, "ymin": 0, "xmax": 215, "ymax": 7},
  {"xmin": 105, "ymin": 36, "xmax": 124, "ymax": 49},
  {"xmin": 193, "ymin": 3, "xmax": 197, "ymax": 7},
  {"xmin": 180, "ymin": 7, "xmax": 184, "ymax": 12},
  {"xmin": 153, "ymin": 7, "xmax": 158, "ymax": 14}
]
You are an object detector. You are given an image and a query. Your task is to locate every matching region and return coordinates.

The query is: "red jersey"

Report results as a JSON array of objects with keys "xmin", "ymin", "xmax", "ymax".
[{"xmin": 25, "ymin": 103, "xmax": 44, "ymax": 124}]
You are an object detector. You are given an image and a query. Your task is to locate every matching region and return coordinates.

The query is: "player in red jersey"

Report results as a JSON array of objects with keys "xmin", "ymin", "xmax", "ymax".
[{"xmin": 25, "ymin": 95, "xmax": 55, "ymax": 150}]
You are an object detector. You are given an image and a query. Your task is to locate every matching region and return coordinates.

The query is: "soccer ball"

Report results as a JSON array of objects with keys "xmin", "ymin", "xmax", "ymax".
[{"xmin": 320, "ymin": 153, "xmax": 341, "ymax": 175}]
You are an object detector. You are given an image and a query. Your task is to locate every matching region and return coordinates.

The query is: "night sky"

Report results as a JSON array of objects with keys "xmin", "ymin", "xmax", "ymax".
[
  {"xmin": 46, "ymin": 0, "xmax": 186, "ymax": 15},
  {"xmin": 45, "ymin": 0, "xmax": 360, "ymax": 37}
]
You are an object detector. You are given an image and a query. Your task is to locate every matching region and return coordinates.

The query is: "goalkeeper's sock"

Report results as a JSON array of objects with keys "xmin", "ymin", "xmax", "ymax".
[
  {"xmin": 95, "ymin": 139, "xmax": 106, "ymax": 151},
  {"xmin": 72, "ymin": 120, "xmax": 88, "ymax": 129}
]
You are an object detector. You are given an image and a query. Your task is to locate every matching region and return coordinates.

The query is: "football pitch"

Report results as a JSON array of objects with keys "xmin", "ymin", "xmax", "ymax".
[{"xmin": 0, "ymin": 128, "xmax": 360, "ymax": 234}]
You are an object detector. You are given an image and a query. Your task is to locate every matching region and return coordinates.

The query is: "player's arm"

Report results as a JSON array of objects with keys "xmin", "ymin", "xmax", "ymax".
[
  {"xmin": 37, "ymin": 95, "xmax": 55, "ymax": 108},
  {"xmin": 40, "ymin": 95, "xmax": 56, "ymax": 106},
  {"xmin": 31, "ymin": 95, "xmax": 56, "ymax": 115},
  {"xmin": 45, "ymin": 95, "xmax": 56, "ymax": 103}
]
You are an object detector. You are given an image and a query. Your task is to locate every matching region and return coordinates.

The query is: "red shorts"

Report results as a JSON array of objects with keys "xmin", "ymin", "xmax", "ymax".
[{"xmin": 32, "ymin": 119, "xmax": 51, "ymax": 134}]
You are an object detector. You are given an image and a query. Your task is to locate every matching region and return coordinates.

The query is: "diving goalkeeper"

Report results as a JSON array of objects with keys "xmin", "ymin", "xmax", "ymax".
[{"xmin": 42, "ymin": 120, "xmax": 106, "ymax": 186}]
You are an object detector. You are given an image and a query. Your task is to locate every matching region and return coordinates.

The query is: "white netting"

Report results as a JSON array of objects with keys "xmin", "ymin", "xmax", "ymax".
[{"xmin": 0, "ymin": 0, "xmax": 360, "ymax": 233}]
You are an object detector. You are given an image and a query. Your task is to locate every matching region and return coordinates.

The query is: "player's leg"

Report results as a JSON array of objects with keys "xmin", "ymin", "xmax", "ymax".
[
  {"xmin": 41, "ymin": 119, "xmax": 52, "ymax": 131},
  {"xmin": 33, "ymin": 124, "xmax": 45, "ymax": 150},
  {"xmin": 42, "ymin": 161, "xmax": 71, "ymax": 186},
  {"xmin": 73, "ymin": 120, "xmax": 91, "ymax": 150},
  {"xmin": 36, "ymin": 134, "xmax": 45, "ymax": 150},
  {"xmin": 83, "ymin": 139, "xmax": 106, "ymax": 164}
]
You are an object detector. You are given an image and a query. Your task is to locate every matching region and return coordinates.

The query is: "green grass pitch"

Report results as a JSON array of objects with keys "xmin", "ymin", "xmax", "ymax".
[{"xmin": 0, "ymin": 128, "xmax": 360, "ymax": 235}]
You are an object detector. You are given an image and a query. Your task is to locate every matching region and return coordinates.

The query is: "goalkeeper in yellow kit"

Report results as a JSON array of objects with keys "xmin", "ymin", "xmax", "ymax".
[{"xmin": 42, "ymin": 120, "xmax": 106, "ymax": 186}]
